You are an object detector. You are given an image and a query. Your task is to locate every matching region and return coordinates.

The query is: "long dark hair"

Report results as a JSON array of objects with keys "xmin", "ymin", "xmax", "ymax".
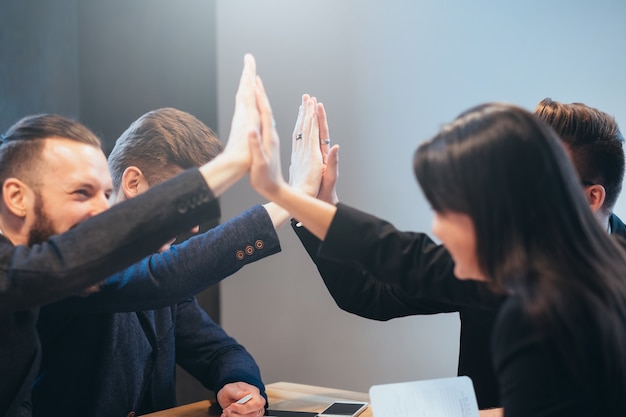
[{"xmin": 413, "ymin": 103, "xmax": 626, "ymax": 409}]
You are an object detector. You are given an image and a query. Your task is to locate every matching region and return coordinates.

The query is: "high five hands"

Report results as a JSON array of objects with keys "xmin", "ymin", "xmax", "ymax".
[
  {"xmin": 247, "ymin": 73, "xmax": 338, "ymax": 203},
  {"xmin": 288, "ymin": 94, "xmax": 339, "ymax": 203},
  {"xmin": 241, "ymin": 53, "xmax": 340, "ymax": 241}
]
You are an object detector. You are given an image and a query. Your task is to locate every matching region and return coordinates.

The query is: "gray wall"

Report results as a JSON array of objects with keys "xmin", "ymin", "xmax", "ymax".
[
  {"xmin": 76, "ymin": 0, "xmax": 219, "ymax": 154},
  {"xmin": 1, "ymin": 0, "xmax": 220, "ymax": 404},
  {"xmin": 75, "ymin": 1, "xmax": 220, "ymax": 404},
  {"xmin": 217, "ymin": 0, "xmax": 626, "ymax": 392},
  {"xmin": 0, "ymin": 0, "xmax": 80, "ymax": 130}
]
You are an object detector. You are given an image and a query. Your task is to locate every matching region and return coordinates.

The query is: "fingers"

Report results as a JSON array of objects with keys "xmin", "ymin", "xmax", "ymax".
[
  {"xmin": 217, "ymin": 382, "xmax": 266, "ymax": 417},
  {"xmin": 248, "ymin": 129, "xmax": 263, "ymax": 161},
  {"xmin": 249, "ymin": 78, "xmax": 284, "ymax": 199},
  {"xmin": 255, "ymin": 77, "xmax": 272, "ymax": 123},
  {"xmin": 233, "ymin": 54, "xmax": 258, "ymax": 128},
  {"xmin": 293, "ymin": 94, "xmax": 310, "ymax": 149},
  {"xmin": 305, "ymin": 103, "xmax": 320, "ymax": 156},
  {"xmin": 301, "ymin": 96, "xmax": 317, "ymax": 143},
  {"xmin": 317, "ymin": 102, "xmax": 330, "ymax": 140},
  {"xmin": 235, "ymin": 53, "xmax": 257, "ymax": 106},
  {"xmin": 220, "ymin": 395, "xmax": 266, "ymax": 417},
  {"xmin": 318, "ymin": 144, "xmax": 340, "ymax": 204},
  {"xmin": 223, "ymin": 53, "xmax": 259, "ymax": 172},
  {"xmin": 248, "ymin": 128, "xmax": 270, "ymax": 194},
  {"xmin": 317, "ymin": 102, "xmax": 331, "ymax": 164},
  {"xmin": 255, "ymin": 76, "xmax": 276, "ymax": 145},
  {"xmin": 327, "ymin": 144, "xmax": 339, "ymax": 175}
]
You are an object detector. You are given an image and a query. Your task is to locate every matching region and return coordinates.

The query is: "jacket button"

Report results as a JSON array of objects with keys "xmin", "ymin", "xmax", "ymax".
[
  {"xmin": 177, "ymin": 203, "xmax": 188, "ymax": 214},
  {"xmin": 126, "ymin": 412, "xmax": 136, "ymax": 417},
  {"xmin": 255, "ymin": 240, "xmax": 264, "ymax": 249},
  {"xmin": 236, "ymin": 250, "xmax": 245, "ymax": 260},
  {"xmin": 245, "ymin": 245, "xmax": 254, "ymax": 255}
]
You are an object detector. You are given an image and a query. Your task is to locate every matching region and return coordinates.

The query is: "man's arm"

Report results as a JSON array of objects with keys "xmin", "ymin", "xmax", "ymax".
[
  {"xmin": 173, "ymin": 298, "xmax": 266, "ymax": 413},
  {"xmin": 55, "ymin": 204, "xmax": 281, "ymax": 313},
  {"xmin": 0, "ymin": 169, "xmax": 220, "ymax": 314},
  {"xmin": 0, "ymin": 54, "xmax": 261, "ymax": 314}
]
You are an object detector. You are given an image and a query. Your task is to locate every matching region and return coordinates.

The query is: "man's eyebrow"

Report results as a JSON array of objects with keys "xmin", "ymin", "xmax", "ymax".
[
  {"xmin": 58, "ymin": 181, "xmax": 96, "ymax": 191},
  {"xmin": 69, "ymin": 181, "xmax": 95, "ymax": 188}
]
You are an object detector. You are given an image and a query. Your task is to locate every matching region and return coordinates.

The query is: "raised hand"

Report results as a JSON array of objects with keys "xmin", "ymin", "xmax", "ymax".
[
  {"xmin": 248, "ymin": 76, "xmax": 286, "ymax": 200},
  {"xmin": 222, "ymin": 53, "xmax": 260, "ymax": 172},
  {"xmin": 199, "ymin": 54, "xmax": 260, "ymax": 197},
  {"xmin": 289, "ymin": 95, "xmax": 324, "ymax": 197},
  {"xmin": 249, "ymin": 81, "xmax": 338, "ymax": 241}
]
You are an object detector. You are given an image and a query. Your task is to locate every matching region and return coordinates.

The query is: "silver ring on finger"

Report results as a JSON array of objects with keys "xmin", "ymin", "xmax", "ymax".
[
  {"xmin": 320, "ymin": 138, "xmax": 330, "ymax": 145},
  {"xmin": 296, "ymin": 133, "xmax": 303, "ymax": 140}
]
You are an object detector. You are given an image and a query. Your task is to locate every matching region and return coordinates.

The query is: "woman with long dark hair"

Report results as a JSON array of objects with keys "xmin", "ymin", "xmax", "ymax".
[
  {"xmin": 413, "ymin": 103, "xmax": 626, "ymax": 415},
  {"xmin": 248, "ymin": 77, "xmax": 626, "ymax": 415}
]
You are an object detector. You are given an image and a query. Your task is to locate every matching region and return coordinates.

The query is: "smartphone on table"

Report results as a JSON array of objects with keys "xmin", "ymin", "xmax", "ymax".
[{"xmin": 317, "ymin": 401, "xmax": 368, "ymax": 417}]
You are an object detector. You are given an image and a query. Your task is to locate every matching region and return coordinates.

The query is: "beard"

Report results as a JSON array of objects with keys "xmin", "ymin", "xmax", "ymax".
[
  {"xmin": 25, "ymin": 192, "xmax": 103, "ymax": 296},
  {"xmin": 27, "ymin": 191, "xmax": 56, "ymax": 246}
]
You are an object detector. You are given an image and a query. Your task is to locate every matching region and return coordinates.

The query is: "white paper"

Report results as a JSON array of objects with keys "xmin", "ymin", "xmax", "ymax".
[{"xmin": 369, "ymin": 376, "xmax": 479, "ymax": 417}]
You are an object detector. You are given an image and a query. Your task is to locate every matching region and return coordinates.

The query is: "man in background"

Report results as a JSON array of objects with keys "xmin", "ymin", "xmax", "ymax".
[
  {"xmin": 0, "ymin": 53, "xmax": 262, "ymax": 417},
  {"xmin": 33, "ymin": 108, "xmax": 287, "ymax": 417}
]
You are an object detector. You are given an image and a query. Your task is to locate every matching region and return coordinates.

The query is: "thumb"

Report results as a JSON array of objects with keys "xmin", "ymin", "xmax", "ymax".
[{"xmin": 248, "ymin": 128, "xmax": 263, "ymax": 160}]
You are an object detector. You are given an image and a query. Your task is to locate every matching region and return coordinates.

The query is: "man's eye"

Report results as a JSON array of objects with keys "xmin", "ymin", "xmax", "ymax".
[{"xmin": 74, "ymin": 189, "xmax": 90, "ymax": 196}]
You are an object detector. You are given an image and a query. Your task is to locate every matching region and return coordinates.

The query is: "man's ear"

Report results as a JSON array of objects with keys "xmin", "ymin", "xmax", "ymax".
[
  {"xmin": 584, "ymin": 184, "xmax": 606, "ymax": 214},
  {"xmin": 121, "ymin": 166, "xmax": 150, "ymax": 199},
  {"xmin": 2, "ymin": 178, "xmax": 32, "ymax": 218}
]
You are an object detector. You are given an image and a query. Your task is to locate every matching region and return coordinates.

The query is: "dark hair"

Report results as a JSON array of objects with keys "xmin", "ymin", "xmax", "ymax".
[
  {"xmin": 413, "ymin": 103, "xmax": 626, "ymax": 409},
  {"xmin": 535, "ymin": 98, "xmax": 625, "ymax": 213},
  {"xmin": 108, "ymin": 108, "xmax": 223, "ymax": 189},
  {"xmin": 0, "ymin": 114, "xmax": 101, "ymax": 189}
]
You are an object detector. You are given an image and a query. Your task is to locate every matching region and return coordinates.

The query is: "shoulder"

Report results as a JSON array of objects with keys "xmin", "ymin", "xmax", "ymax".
[
  {"xmin": 494, "ymin": 297, "xmax": 525, "ymax": 331},
  {"xmin": 492, "ymin": 297, "xmax": 535, "ymax": 355},
  {"xmin": 609, "ymin": 213, "xmax": 626, "ymax": 238}
]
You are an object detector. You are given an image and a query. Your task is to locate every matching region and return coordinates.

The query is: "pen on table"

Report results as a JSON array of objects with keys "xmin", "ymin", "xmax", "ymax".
[{"xmin": 236, "ymin": 394, "xmax": 253, "ymax": 404}]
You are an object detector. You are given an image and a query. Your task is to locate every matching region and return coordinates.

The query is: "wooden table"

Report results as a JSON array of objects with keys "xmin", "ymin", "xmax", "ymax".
[{"xmin": 140, "ymin": 381, "xmax": 372, "ymax": 417}]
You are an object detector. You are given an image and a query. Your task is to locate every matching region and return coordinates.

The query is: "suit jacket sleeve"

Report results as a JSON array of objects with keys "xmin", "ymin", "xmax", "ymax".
[
  {"xmin": 54, "ymin": 204, "xmax": 281, "ymax": 313},
  {"xmin": 0, "ymin": 168, "xmax": 220, "ymax": 314},
  {"xmin": 292, "ymin": 203, "xmax": 501, "ymax": 319},
  {"xmin": 173, "ymin": 298, "xmax": 266, "ymax": 401}
]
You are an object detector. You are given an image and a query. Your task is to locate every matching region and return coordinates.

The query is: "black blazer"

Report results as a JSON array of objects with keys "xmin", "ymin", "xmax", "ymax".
[
  {"xmin": 292, "ymin": 204, "xmax": 626, "ymax": 409},
  {"xmin": 1, "ymin": 169, "xmax": 220, "ymax": 417}
]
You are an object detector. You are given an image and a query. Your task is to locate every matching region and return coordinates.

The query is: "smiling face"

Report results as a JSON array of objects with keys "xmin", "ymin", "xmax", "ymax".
[
  {"xmin": 431, "ymin": 211, "xmax": 486, "ymax": 281},
  {"xmin": 25, "ymin": 137, "xmax": 112, "ymax": 244}
]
